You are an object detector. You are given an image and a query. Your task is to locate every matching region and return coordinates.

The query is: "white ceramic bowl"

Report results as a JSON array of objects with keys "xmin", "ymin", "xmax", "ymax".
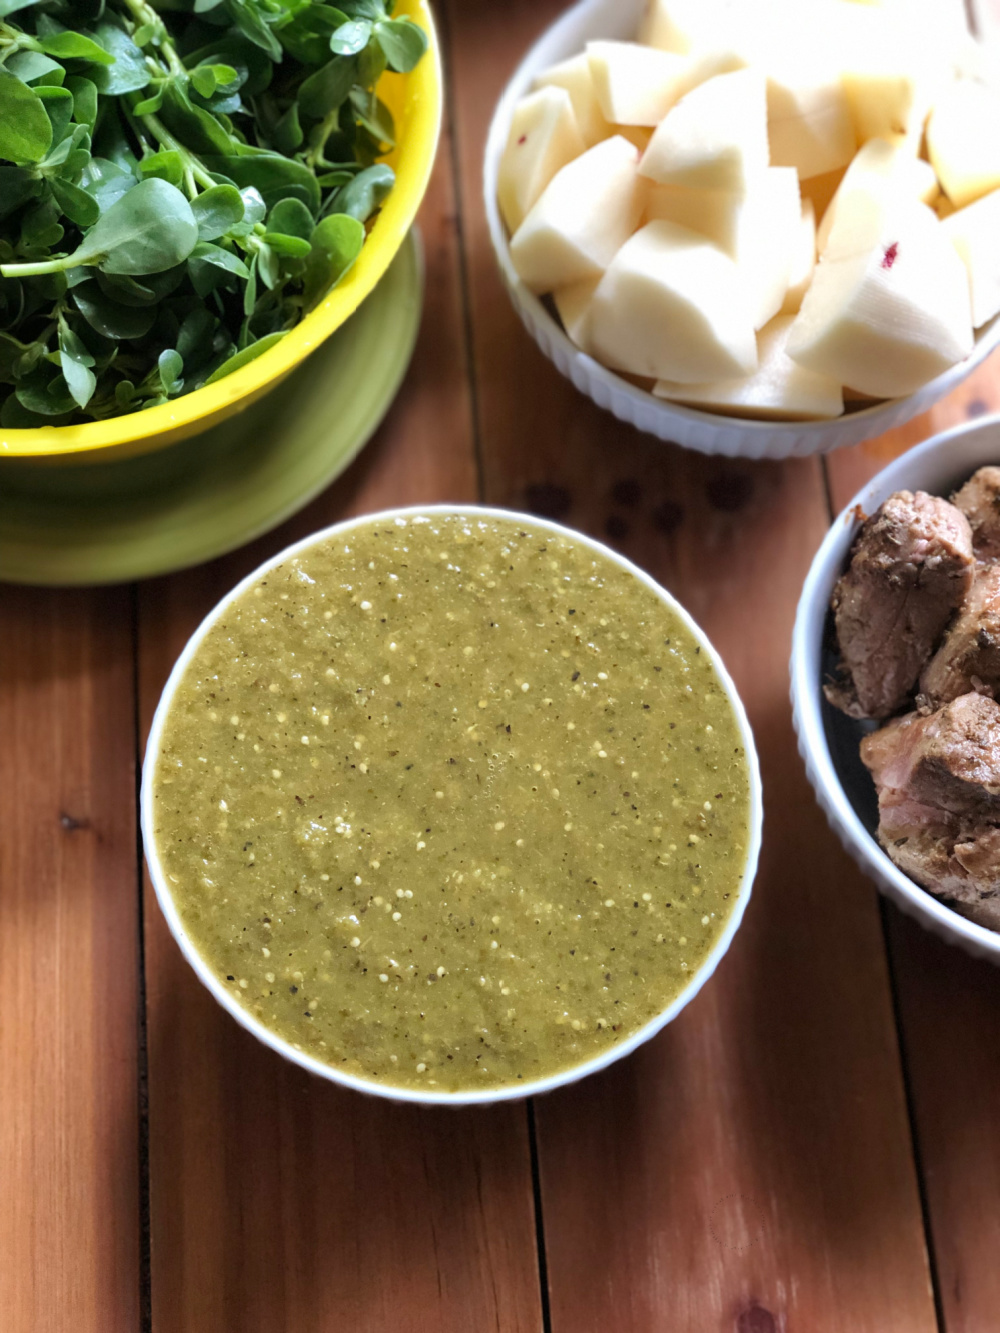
[
  {"xmin": 791, "ymin": 416, "xmax": 1000, "ymax": 964},
  {"xmin": 142, "ymin": 505, "xmax": 763, "ymax": 1104},
  {"xmin": 483, "ymin": 0, "xmax": 1000, "ymax": 460}
]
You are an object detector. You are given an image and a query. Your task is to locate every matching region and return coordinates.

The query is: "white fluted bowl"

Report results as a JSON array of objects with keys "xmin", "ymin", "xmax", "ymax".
[
  {"xmin": 484, "ymin": 0, "xmax": 1000, "ymax": 460},
  {"xmin": 791, "ymin": 416, "xmax": 1000, "ymax": 963}
]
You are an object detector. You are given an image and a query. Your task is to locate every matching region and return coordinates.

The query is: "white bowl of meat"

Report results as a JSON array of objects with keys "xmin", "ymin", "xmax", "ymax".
[
  {"xmin": 484, "ymin": 0, "xmax": 1000, "ymax": 459},
  {"xmin": 791, "ymin": 416, "xmax": 1000, "ymax": 963}
]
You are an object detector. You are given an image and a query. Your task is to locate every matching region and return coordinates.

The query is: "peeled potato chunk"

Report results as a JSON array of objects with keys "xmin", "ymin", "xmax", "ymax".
[
  {"xmin": 639, "ymin": 68, "xmax": 768, "ymax": 195},
  {"xmin": 509, "ymin": 137, "xmax": 646, "ymax": 293},
  {"xmin": 553, "ymin": 277, "xmax": 601, "ymax": 352},
  {"xmin": 587, "ymin": 220, "xmax": 758, "ymax": 383},
  {"xmin": 927, "ymin": 80, "xmax": 1000, "ymax": 211},
  {"xmin": 817, "ymin": 137, "xmax": 940, "ymax": 253},
  {"xmin": 655, "ymin": 313, "xmax": 844, "ymax": 419},
  {"xmin": 645, "ymin": 168, "xmax": 798, "ymax": 329},
  {"xmin": 587, "ymin": 40, "xmax": 702, "ymax": 126},
  {"xmin": 766, "ymin": 55, "xmax": 856, "ymax": 180},
  {"xmin": 787, "ymin": 195, "xmax": 973, "ymax": 398},
  {"xmin": 535, "ymin": 53, "xmax": 610, "ymax": 148},
  {"xmin": 942, "ymin": 189, "xmax": 1000, "ymax": 329},
  {"xmin": 498, "ymin": 87, "xmax": 586, "ymax": 233}
]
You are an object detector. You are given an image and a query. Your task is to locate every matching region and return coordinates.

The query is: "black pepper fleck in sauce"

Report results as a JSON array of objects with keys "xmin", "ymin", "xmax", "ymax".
[{"xmin": 152, "ymin": 514, "xmax": 751, "ymax": 1092}]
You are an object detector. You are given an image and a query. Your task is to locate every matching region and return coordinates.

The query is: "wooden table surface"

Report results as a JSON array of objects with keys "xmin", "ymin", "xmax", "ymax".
[{"xmin": 4, "ymin": 3, "xmax": 1000, "ymax": 1329}]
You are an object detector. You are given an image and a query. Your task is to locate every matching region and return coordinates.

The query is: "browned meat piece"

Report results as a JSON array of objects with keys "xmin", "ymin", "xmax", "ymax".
[
  {"xmin": 952, "ymin": 466, "xmax": 1000, "ymax": 561},
  {"xmin": 920, "ymin": 564, "xmax": 1000, "ymax": 704},
  {"xmin": 861, "ymin": 693, "xmax": 1000, "ymax": 921},
  {"xmin": 825, "ymin": 491, "xmax": 974, "ymax": 719}
]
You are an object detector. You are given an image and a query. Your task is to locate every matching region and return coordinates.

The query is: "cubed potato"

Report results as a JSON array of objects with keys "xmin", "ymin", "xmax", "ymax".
[
  {"xmin": 788, "ymin": 196, "xmax": 973, "ymax": 397},
  {"xmin": 498, "ymin": 87, "xmax": 586, "ymax": 233},
  {"xmin": 942, "ymin": 189, "xmax": 1000, "ymax": 328},
  {"xmin": 655, "ymin": 314, "xmax": 844, "ymax": 418},
  {"xmin": 927, "ymin": 80, "xmax": 1000, "ymax": 210},
  {"xmin": 587, "ymin": 220, "xmax": 758, "ymax": 382},
  {"xmin": 535, "ymin": 54, "xmax": 611, "ymax": 148},
  {"xmin": 509, "ymin": 136, "xmax": 647, "ymax": 293},
  {"xmin": 640, "ymin": 69, "xmax": 768, "ymax": 195}
]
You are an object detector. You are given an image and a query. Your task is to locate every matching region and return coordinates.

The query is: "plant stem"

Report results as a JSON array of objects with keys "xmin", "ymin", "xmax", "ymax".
[
  {"xmin": 306, "ymin": 109, "xmax": 342, "ymax": 170},
  {"xmin": 139, "ymin": 111, "xmax": 217, "ymax": 191},
  {"xmin": 0, "ymin": 256, "xmax": 79, "ymax": 278},
  {"xmin": 116, "ymin": 0, "xmax": 187, "ymax": 78}
]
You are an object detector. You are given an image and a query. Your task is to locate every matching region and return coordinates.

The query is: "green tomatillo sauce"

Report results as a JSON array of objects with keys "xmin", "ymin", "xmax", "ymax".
[{"xmin": 151, "ymin": 513, "xmax": 751, "ymax": 1093}]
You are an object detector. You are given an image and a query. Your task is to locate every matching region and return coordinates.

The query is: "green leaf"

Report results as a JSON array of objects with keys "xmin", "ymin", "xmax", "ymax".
[
  {"xmin": 0, "ymin": 0, "xmax": 45, "ymax": 15},
  {"xmin": 6, "ymin": 51, "xmax": 63, "ymax": 84},
  {"xmin": 16, "ymin": 366, "xmax": 76, "ymax": 416},
  {"xmin": 272, "ymin": 101, "xmax": 303, "ymax": 156},
  {"xmin": 79, "ymin": 157, "xmax": 136, "ymax": 212},
  {"xmin": 89, "ymin": 24, "xmax": 151, "ymax": 96},
  {"xmin": 330, "ymin": 18, "xmax": 372, "ymax": 55},
  {"xmin": 189, "ymin": 240, "xmax": 251, "ymax": 280},
  {"xmin": 267, "ymin": 197, "xmax": 314, "ymax": 242},
  {"xmin": 280, "ymin": 6, "xmax": 349, "ymax": 65},
  {"xmin": 191, "ymin": 185, "xmax": 245, "ymax": 241},
  {"xmin": 303, "ymin": 212, "xmax": 363, "ymax": 306},
  {"xmin": 58, "ymin": 314, "xmax": 97, "ymax": 409},
  {"xmin": 331, "ymin": 163, "xmax": 394, "ymax": 223},
  {"xmin": 225, "ymin": 0, "xmax": 283, "ymax": 60},
  {"xmin": 176, "ymin": 305, "xmax": 216, "ymax": 364},
  {"xmin": 0, "ymin": 69, "xmax": 54, "ymax": 165},
  {"xmin": 298, "ymin": 54, "xmax": 355, "ymax": 119},
  {"xmin": 190, "ymin": 66, "xmax": 218, "ymax": 99},
  {"xmin": 139, "ymin": 150, "xmax": 186, "ymax": 190},
  {"xmin": 72, "ymin": 279, "xmax": 157, "ymax": 340},
  {"xmin": 205, "ymin": 330, "xmax": 285, "ymax": 384},
  {"xmin": 49, "ymin": 177, "xmax": 101, "ymax": 228},
  {"xmin": 37, "ymin": 85, "xmax": 75, "ymax": 145},
  {"xmin": 201, "ymin": 149, "xmax": 321, "ymax": 215},
  {"xmin": 132, "ymin": 88, "xmax": 164, "ymax": 117},
  {"xmin": 158, "ymin": 81, "xmax": 234, "ymax": 158},
  {"xmin": 0, "ymin": 330, "xmax": 33, "ymax": 382},
  {"xmin": 262, "ymin": 232, "xmax": 312, "ymax": 258},
  {"xmin": 158, "ymin": 348, "xmax": 183, "ymax": 395},
  {"xmin": 0, "ymin": 167, "xmax": 43, "ymax": 221},
  {"xmin": 374, "ymin": 17, "xmax": 428, "ymax": 72},
  {"xmin": 67, "ymin": 77, "xmax": 99, "ymax": 131},
  {"xmin": 20, "ymin": 196, "xmax": 63, "ymax": 250},
  {"xmin": 70, "ymin": 178, "xmax": 199, "ymax": 275},
  {"xmin": 35, "ymin": 32, "xmax": 116, "ymax": 65}
]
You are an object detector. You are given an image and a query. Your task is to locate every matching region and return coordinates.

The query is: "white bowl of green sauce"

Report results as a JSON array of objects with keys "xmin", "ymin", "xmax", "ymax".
[{"xmin": 142, "ymin": 507, "xmax": 762, "ymax": 1104}]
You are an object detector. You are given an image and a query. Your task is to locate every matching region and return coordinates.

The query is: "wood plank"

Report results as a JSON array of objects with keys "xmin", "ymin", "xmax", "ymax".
[
  {"xmin": 138, "ymin": 119, "xmax": 543, "ymax": 1333},
  {"xmin": 826, "ymin": 363, "xmax": 1000, "ymax": 1333},
  {"xmin": 0, "ymin": 587, "xmax": 140, "ymax": 1333},
  {"xmin": 447, "ymin": 0, "xmax": 940, "ymax": 1327}
]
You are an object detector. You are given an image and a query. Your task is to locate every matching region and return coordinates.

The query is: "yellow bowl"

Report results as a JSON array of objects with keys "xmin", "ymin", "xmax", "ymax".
[{"xmin": 1, "ymin": 0, "xmax": 441, "ymax": 464}]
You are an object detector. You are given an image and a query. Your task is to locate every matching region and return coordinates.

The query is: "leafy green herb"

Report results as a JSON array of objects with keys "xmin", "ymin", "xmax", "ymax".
[{"xmin": 0, "ymin": 0, "xmax": 428, "ymax": 424}]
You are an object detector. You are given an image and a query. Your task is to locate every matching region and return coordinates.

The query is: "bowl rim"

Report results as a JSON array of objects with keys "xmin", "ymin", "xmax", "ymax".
[
  {"xmin": 482, "ymin": 0, "xmax": 1000, "ymax": 441},
  {"xmin": 0, "ymin": 0, "xmax": 442, "ymax": 461},
  {"xmin": 790, "ymin": 414, "xmax": 1000, "ymax": 959},
  {"xmin": 141, "ymin": 503, "xmax": 764, "ymax": 1105}
]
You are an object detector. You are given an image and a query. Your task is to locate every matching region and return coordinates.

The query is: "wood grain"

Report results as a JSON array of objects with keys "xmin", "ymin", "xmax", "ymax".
[
  {"xmin": 0, "ymin": 587, "xmax": 140, "ymax": 1333},
  {"xmin": 826, "ymin": 369, "xmax": 1000, "ymax": 1333},
  {"xmin": 446, "ymin": 0, "xmax": 941, "ymax": 1327},
  {"xmin": 137, "ymin": 117, "xmax": 544, "ymax": 1333}
]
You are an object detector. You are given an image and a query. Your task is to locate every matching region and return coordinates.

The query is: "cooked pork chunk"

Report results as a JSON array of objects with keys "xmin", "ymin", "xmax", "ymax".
[
  {"xmin": 952, "ymin": 466, "xmax": 1000, "ymax": 562},
  {"xmin": 826, "ymin": 491, "xmax": 974, "ymax": 719},
  {"xmin": 861, "ymin": 693, "xmax": 1000, "ymax": 911},
  {"xmin": 920, "ymin": 564, "xmax": 1000, "ymax": 705}
]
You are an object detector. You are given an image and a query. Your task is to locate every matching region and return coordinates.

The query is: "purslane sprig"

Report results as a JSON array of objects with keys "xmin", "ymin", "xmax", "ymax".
[{"xmin": 0, "ymin": 0, "xmax": 427, "ymax": 425}]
